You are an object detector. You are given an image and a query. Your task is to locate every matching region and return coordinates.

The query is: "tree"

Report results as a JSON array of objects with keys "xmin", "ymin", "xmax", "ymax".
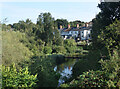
[
  {"xmin": 52, "ymin": 27, "xmax": 63, "ymax": 46},
  {"xmin": 55, "ymin": 19, "xmax": 68, "ymax": 29},
  {"xmin": 91, "ymin": 2, "xmax": 120, "ymax": 87},
  {"xmin": 36, "ymin": 12, "xmax": 63, "ymax": 46},
  {"xmin": 29, "ymin": 56, "xmax": 60, "ymax": 87},
  {"xmin": 2, "ymin": 31, "xmax": 33, "ymax": 67},
  {"xmin": 98, "ymin": 2, "xmax": 120, "ymax": 26},
  {"xmin": 69, "ymin": 20, "xmax": 83, "ymax": 27},
  {"xmin": 64, "ymin": 39, "xmax": 77, "ymax": 53},
  {"xmin": 92, "ymin": 2, "xmax": 120, "ymax": 49},
  {"xmin": 98, "ymin": 20, "xmax": 120, "ymax": 55},
  {"xmin": 37, "ymin": 12, "xmax": 55, "ymax": 44},
  {"xmin": 12, "ymin": 19, "xmax": 36, "ymax": 36}
]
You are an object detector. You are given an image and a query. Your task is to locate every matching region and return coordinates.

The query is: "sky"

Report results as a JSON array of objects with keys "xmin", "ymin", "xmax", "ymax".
[{"xmin": 0, "ymin": 1, "xmax": 100, "ymax": 24}]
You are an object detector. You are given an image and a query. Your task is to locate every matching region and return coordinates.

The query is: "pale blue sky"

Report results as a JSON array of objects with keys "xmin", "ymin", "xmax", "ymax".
[{"xmin": 1, "ymin": 2, "xmax": 100, "ymax": 24}]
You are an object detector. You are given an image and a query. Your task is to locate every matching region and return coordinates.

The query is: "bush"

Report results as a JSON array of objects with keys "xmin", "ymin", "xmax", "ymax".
[
  {"xmin": 64, "ymin": 39, "xmax": 77, "ymax": 47},
  {"xmin": 60, "ymin": 70, "xmax": 107, "ymax": 88},
  {"xmin": 61, "ymin": 49, "xmax": 120, "ymax": 88},
  {"xmin": 54, "ymin": 36, "xmax": 64, "ymax": 46},
  {"xmin": 72, "ymin": 50, "xmax": 101, "ymax": 79},
  {"xmin": 64, "ymin": 39, "xmax": 77, "ymax": 53},
  {"xmin": 43, "ymin": 46, "xmax": 52, "ymax": 54},
  {"xmin": 29, "ymin": 56, "xmax": 60, "ymax": 87},
  {"xmin": 99, "ymin": 49, "xmax": 120, "ymax": 88},
  {"xmin": 70, "ymin": 49, "xmax": 120, "ymax": 88},
  {"xmin": 2, "ymin": 31, "xmax": 33, "ymax": 66},
  {"xmin": 52, "ymin": 46, "xmax": 66, "ymax": 54},
  {"xmin": 20, "ymin": 35, "xmax": 45, "ymax": 56},
  {"xmin": 72, "ymin": 59, "xmax": 90, "ymax": 78},
  {"xmin": 65, "ymin": 46, "xmax": 77, "ymax": 53},
  {"xmin": 2, "ymin": 64, "xmax": 37, "ymax": 87}
]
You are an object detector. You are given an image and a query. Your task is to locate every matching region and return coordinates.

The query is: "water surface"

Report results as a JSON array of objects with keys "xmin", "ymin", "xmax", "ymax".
[{"xmin": 54, "ymin": 59, "xmax": 78, "ymax": 86}]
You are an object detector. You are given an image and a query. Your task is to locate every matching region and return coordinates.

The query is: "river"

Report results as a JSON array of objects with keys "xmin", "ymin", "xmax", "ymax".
[{"xmin": 54, "ymin": 58, "xmax": 78, "ymax": 86}]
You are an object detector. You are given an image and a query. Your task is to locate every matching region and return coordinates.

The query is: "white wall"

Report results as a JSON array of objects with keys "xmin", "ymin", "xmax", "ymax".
[
  {"xmin": 80, "ymin": 29, "xmax": 92, "ymax": 40},
  {"xmin": 60, "ymin": 28, "xmax": 92, "ymax": 41},
  {"xmin": 69, "ymin": 31, "xmax": 78, "ymax": 37},
  {"xmin": 61, "ymin": 31, "xmax": 69, "ymax": 36}
]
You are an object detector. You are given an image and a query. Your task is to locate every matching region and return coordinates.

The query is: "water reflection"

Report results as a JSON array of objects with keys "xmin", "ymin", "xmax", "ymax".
[{"xmin": 54, "ymin": 59, "xmax": 78, "ymax": 86}]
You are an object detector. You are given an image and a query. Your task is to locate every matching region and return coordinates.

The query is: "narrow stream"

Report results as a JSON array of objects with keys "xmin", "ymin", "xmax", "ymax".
[{"xmin": 54, "ymin": 59, "xmax": 78, "ymax": 86}]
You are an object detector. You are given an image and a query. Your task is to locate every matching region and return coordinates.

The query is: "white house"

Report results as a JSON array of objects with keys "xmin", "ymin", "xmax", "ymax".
[
  {"xmin": 80, "ymin": 27, "xmax": 92, "ymax": 40},
  {"xmin": 59, "ymin": 22, "xmax": 92, "ymax": 41}
]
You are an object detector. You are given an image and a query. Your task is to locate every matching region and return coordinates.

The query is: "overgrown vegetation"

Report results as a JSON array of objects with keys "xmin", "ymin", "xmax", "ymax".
[
  {"xmin": 1, "ymin": 12, "xmax": 80, "ymax": 88},
  {"xmin": 2, "ymin": 64, "xmax": 37, "ymax": 88},
  {"xmin": 60, "ymin": 2, "xmax": 120, "ymax": 88},
  {"xmin": 1, "ymin": 2, "xmax": 120, "ymax": 88},
  {"xmin": 2, "ymin": 31, "xmax": 33, "ymax": 67}
]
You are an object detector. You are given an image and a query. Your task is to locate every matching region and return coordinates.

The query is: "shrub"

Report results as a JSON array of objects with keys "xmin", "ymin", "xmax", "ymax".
[
  {"xmin": 99, "ymin": 49, "xmax": 120, "ymax": 88},
  {"xmin": 72, "ymin": 59, "xmax": 90, "ymax": 78},
  {"xmin": 52, "ymin": 46, "xmax": 66, "ymax": 54},
  {"xmin": 80, "ymin": 41, "xmax": 87, "ymax": 45},
  {"xmin": 29, "ymin": 56, "xmax": 60, "ymax": 87},
  {"xmin": 60, "ymin": 70, "xmax": 107, "ymax": 88},
  {"xmin": 70, "ymin": 49, "xmax": 120, "ymax": 88},
  {"xmin": 43, "ymin": 46, "xmax": 52, "ymax": 54},
  {"xmin": 64, "ymin": 39, "xmax": 77, "ymax": 47},
  {"xmin": 2, "ymin": 64, "xmax": 37, "ymax": 87},
  {"xmin": 64, "ymin": 39, "xmax": 77, "ymax": 53},
  {"xmin": 2, "ymin": 31, "xmax": 33, "ymax": 66}
]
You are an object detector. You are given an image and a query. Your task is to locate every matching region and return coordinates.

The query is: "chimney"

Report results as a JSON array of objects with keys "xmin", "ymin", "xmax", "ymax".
[
  {"xmin": 77, "ymin": 24, "xmax": 79, "ymax": 28},
  {"xmin": 60, "ymin": 25, "xmax": 63, "ymax": 29},
  {"xmin": 85, "ymin": 23, "xmax": 89, "ymax": 27},
  {"xmin": 68, "ymin": 24, "xmax": 70, "ymax": 29},
  {"xmin": 83, "ymin": 23, "xmax": 85, "ymax": 27}
]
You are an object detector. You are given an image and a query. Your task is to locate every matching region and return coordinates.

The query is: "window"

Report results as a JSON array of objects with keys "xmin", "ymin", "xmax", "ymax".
[
  {"xmin": 91, "ymin": 30, "xmax": 92, "ymax": 33},
  {"xmin": 89, "ymin": 35, "xmax": 90, "ymax": 37}
]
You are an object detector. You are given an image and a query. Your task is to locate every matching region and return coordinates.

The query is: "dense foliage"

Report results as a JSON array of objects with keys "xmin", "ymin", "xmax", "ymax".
[
  {"xmin": 72, "ymin": 50, "xmax": 101, "ymax": 78},
  {"xmin": 69, "ymin": 20, "xmax": 84, "ymax": 27},
  {"xmin": 60, "ymin": 70, "xmax": 107, "ymax": 88},
  {"xmin": 99, "ymin": 49, "xmax": 120, "ymax": 87},
  {"xmin": 92, "ymin": 2, "xmax": 120, "ymax": 49},
  {"xmin": 52, "ymin": 46, "xmax": 66, "ymax": 54},
  {"xmin": 2, "ymin": 64, "xmax": 37, "ymax": 87},
  {"xmin": 2, "ymin": 2, "xmax": 120, "ymax": 88},
  {"xmin": 55, "ymin": 19, "xmax": 68, "ymax": 29},
  {"xmin": 98, "ymin": 20, "xmax": 120, "ymax": 54},
  {"xmin": 2, "ymin": 31, "xmax": 33, "ymax": 67},
  {"xmin": 29, "ymin": 55, "xmax": 61, "ymax": 87},
  {"xmin": 1, "ymin": 12, "xmax": 79, "ymax": 88},
  {"xmin": 64, "ymin": 39, "xmax": 77, "ymax": 53},
  {"xmin": 60, "ymin": 2, "xmax": 120, "ymax": 88},
  {"xmin": 61, "ymin": 49, "xmax": 120, "ymax": 88},
  {"xmin": 43, "ymin": 46, "xmax": 52, "ymax": 54}
]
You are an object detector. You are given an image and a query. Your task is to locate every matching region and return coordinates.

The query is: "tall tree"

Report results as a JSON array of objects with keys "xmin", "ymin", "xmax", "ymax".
[
  {"xmin": 37, "ymin": 12, "xmax": 63, "ymax": 45},
  {"xmin": 69, "ymin": 20, "xmax": 83, "ymax": 27},
  {"xmin": 13, "ymin": 19, "xmax": 36, "ymax": 36},
  {"xmin": 92, "ymin": 2, "xmax": 120, "ymax": 49},
  {"xmin": 55, "ymin": 19, "xmax": 68, "ymax": 29}
]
